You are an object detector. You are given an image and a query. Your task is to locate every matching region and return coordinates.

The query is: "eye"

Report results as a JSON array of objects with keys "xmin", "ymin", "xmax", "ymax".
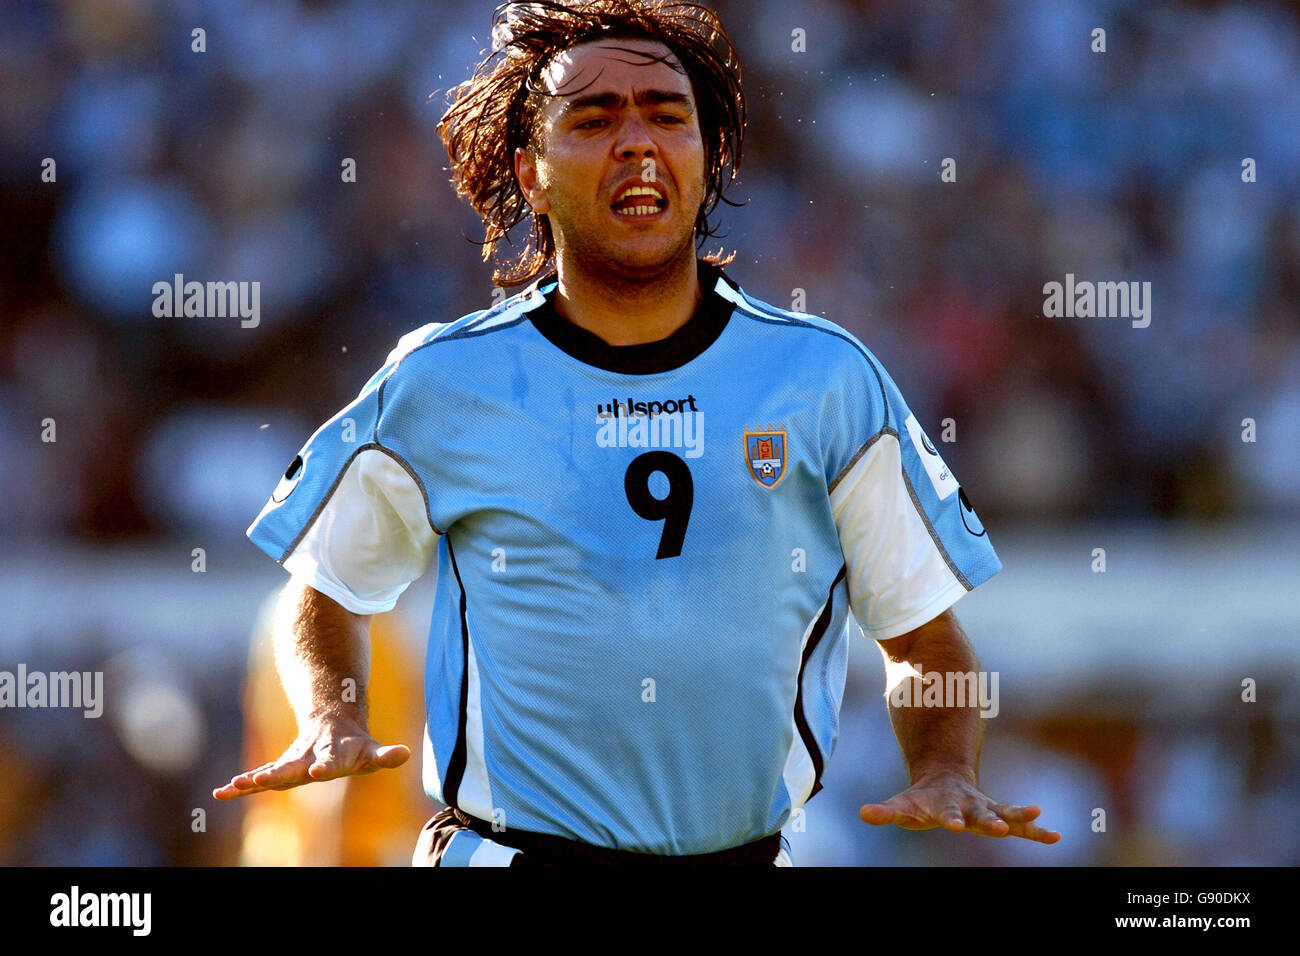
[
  {"xmin": 576, "ymin": 118, "xmax": 608, "ymax": 130},
  {"xmin": 655, "ymin": 115, "xmax": 686, "ymax": 124}
]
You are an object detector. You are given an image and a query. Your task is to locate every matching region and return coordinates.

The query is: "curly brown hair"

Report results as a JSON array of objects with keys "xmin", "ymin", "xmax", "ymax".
[{"xmin": 436, "ymin": 0, "xmax": 746, "ymax": 287}]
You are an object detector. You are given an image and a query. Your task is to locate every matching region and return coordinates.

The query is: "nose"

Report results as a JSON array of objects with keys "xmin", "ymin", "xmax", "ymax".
[{"xmin": 613, "ymin": 111, "xmax": 656, "ymax": 160}]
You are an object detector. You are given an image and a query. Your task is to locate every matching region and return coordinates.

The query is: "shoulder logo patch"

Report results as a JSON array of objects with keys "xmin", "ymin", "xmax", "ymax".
[
  {"xmin": 271, "ymin": 450, "xmax": 310, "ymax": 503},
  {"xmin": 959, "ymin": 487, "xmax": 986, "ymax": 536},
  {"xmin": 903, "ymin": 414, "xmax": 958, "ymax": 500},
  {"xmin": 745, "ymin": 429, "xmax": 787, "ymax": 488}
]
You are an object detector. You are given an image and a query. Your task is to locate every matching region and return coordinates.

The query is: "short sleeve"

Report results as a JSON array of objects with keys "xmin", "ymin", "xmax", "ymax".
[
  {"xmin": 246, "ymin": 349, "xmax": 440, "ymax": 615},
  {"xmin": 827, "ymin": 345, "xmax": 1001, "ymax": 641}
]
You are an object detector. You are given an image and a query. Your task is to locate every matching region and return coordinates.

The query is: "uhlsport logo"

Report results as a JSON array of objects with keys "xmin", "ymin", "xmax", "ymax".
[
  {"xmin": 594, "ymin": 396, "xmax": 704, "ymax": 459},
  {"xmin": 745, "ymin": 429, "xmax": 786, "ymax": 488}
]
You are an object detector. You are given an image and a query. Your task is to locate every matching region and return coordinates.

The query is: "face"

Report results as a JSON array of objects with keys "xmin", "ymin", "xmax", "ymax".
[{"xmin": 514, "ymin": 38, "xmax": 707, "ymax": 280}]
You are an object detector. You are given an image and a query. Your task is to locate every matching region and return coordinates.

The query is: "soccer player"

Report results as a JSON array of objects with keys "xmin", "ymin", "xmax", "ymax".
[{"xmin": 214, "ymin": 0, "xmax": 1060, "ymax": 865}]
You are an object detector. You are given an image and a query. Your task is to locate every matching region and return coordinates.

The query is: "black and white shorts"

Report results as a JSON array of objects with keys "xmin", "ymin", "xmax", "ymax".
[{"xmin": 412, "ymin": 807, "xmax": 794, "ymax": 867}]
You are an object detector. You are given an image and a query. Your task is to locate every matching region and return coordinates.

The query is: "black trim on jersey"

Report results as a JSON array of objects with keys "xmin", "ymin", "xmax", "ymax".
[
  {"xmin": 441, "ymin": 536, "xmax": 471, "ymax": 808},
  {"xmin": 793, "ymin": 563, "xmax": 848, "ymax": 802},
  {"xmin": 524, "ymin": 261, "xmax": 735, "ymax": 374}
]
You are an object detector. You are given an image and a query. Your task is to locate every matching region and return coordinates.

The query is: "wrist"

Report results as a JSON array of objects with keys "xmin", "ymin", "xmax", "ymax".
[
  {"xmin": 910, "ymin": 763, "xmax": 977, "ymax": 787},
  {"xmin": 307, "ymin": 700, "xmax": 366, "ymax": 726}
]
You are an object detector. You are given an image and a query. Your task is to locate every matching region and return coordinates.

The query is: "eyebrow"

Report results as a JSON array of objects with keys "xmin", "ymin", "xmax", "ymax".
[{"xmin": 558, "ymin": 89, "xmax": 694, "ymax": 118}]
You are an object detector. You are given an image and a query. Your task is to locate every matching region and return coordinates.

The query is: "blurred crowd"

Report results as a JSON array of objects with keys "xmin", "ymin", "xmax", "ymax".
[{"xmin": 0, "ymin": 0, "xmax": 1297, "ymax": 867}]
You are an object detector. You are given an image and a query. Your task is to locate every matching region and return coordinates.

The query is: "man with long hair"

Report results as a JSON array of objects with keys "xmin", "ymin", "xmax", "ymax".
[{"xmin": 216, "ymin": 0, "xmax": 1058, "ymax": 866}]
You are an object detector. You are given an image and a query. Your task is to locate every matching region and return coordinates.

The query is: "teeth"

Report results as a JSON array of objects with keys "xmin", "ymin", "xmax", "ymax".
[
  {"xmin": 613, "ymin": 185, "xmax": 665, "ymax": 213},
  {"xmin": 616, "ymin": 185, "xmax": 662, "ymax": 202}
]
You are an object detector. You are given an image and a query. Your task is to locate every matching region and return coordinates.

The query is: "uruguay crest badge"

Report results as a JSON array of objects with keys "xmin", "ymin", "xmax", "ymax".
[{"xmin": 745, "ymin": 430, "xmax": 787, "ymax": 488}]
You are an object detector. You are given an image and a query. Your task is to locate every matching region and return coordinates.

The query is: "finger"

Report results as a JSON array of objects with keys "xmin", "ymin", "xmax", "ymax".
[
  {"xmin": 214, "ymin": 769, "xmax": 295, "ymax": 799},
  {"xmin": 371, "ymin": 743, "xmax": 411, "ymax": 769},
  {"xmin": 307, "ymin": 742, "xmax": 348, "ymax": 780},
  {"xmin": 859, "ymin": 802, "xmax": 905, "ymax": 826},
  {"xmin": 306, "ymin": 733, "xmax": 380, "ymax": 778},
  {"xmin": 896, "ymin": 790, "xmax": 965, "ymax": 831},
  {"xmin": 213, "ymin": 781, "xmax": 266, "ymax": 801},
  {"xmin": 314, "ymin": 733, "xmax": 379, "ymax": 780},
  {"xmin": 226, "ymin": 762, "xmax": 276, "ymax": 789},
  {"xmin": 965, "ymin": 807, "xmax": 1012, "ymax": 837},
  {"xmin": 252, "ymin": 754, "xmax": 315, "ymax": 790},
  {"xmin": 306, "ymin": 738, "xmax": 410, "ymax": 781},
  {"xmin": 992, "ymin": 803, "xmax": 1042, "ymax": 823},
  {"xmin": 1004, "ymin": 820, "xmax": 1061, "ymax": 844},
  {"xmin": 212, "ymin": 763, "xmax": 278, "ymax": 800},
  {"xmin": 860, "ymin": 800, "xmax": 932, "ymax": 830}
]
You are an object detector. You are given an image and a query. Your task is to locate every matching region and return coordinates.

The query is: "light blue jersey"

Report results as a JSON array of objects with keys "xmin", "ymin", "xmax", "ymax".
[{"xmin": 247, "ymin": 260, "xmax": 1001, "ymax": 855}]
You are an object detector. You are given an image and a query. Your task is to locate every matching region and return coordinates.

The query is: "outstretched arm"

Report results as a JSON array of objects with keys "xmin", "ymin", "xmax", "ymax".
[
  {"xmin": 859, "ymin": 609, "xmax": 1059, "ymax": 844},
  {"xmin": 213, "ymin": 579, "xmax": 409, "ymax": 800}
]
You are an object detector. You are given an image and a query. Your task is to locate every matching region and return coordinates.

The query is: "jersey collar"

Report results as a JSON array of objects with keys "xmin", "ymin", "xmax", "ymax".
[{"xmin": 522, "ymin": 260, "xmax": 737, "ymax": 375}]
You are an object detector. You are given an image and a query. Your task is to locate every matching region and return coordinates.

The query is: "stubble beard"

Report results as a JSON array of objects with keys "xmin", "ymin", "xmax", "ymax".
[{"xmin": 550, "ymin": 192, "xmax": 704, "ymax": 294}]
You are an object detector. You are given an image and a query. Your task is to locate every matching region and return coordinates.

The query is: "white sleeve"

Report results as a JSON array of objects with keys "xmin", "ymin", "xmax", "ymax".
[
  {"xmin": 825, "ymin": 338, "xmax": 1002, "ymax": 642},
  {"xmin": 278, "ymin": 447, "xmax": 439, "ymax": 615},
  {"xmin": 831, "ymin": 429, "xmax": 973, "ymax": 642}
]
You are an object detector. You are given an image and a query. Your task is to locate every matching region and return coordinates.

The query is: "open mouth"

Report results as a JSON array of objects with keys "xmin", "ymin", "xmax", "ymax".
[{"xmin": 612, "ymin": 185, "xmax": 668, "ymax": 217}]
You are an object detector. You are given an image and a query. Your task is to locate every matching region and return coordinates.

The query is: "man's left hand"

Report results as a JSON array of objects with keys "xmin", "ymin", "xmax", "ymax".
[{"xmin": 859, "ymin": 768, "xmax": 1061, "ymax": 844}]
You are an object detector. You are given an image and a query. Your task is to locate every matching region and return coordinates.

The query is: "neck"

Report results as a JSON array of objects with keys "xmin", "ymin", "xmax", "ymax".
[{"xmin": 552, "ymin": 249, "xmax": 702, "ymax": 346}]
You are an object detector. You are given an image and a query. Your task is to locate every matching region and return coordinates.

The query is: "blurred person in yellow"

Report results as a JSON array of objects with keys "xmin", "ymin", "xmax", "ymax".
[{"xmin": 237, "ymin": 590, "xmax": 427, "ymax": 866}]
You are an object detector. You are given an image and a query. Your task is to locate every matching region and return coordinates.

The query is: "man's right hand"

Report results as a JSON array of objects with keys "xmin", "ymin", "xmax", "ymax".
[{"xmin": 213, "ymin": 711, "xmax": 410, "ymax": 801}]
